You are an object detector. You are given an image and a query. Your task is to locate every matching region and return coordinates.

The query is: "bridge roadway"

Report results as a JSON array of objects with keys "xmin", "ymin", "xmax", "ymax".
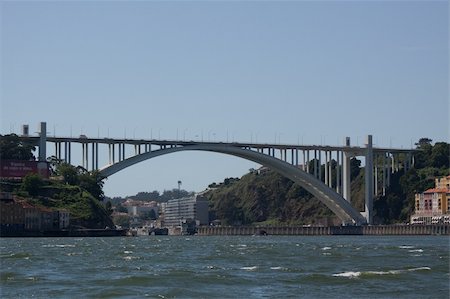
[{"xmin": 8, "ymin": 122, "xmax": 415, "ymax": 225}]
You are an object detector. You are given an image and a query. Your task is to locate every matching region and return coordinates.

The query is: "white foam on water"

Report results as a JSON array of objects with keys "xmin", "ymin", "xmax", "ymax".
[
  {"xmin": 241, "ymin": 266, "xmax": 258, "ymax": 271},
  {"xmin": 398, "ymin": 245, "xmax": 414, "ymax": 249},
  {"xmin": 124, "ymin": 250, "xmax": 133, "ymax": 254},
  {"xmin": 321, "ymin": 246, "xmax": 332, "ymax": 250},
  {"xmin": 42, "ymin": 244, "xmax": 75, "ymax": 248},
  {"xmin": 333, "ymin": 267, "xmax": 431, "ymax": 278},
  {"xmin": 408, "ymin": 267, "xmax": 431, "ymax": 272},
  {"xmin": 333, "ymin": 271, "xmax": 361, "ymax": 278},
  {"xmin": 408, "ymin": 249, "xmax": 424, "ymax": 253}
]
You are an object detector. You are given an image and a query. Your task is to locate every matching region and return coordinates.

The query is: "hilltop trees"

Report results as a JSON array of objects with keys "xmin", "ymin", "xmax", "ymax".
[{"xmin": 0, "ymin": 134, "xmax": 35, "ymax": 160}]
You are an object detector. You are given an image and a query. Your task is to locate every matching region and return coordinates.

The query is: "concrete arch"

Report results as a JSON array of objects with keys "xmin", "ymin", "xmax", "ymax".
[{"xmin": 99, "ymin": 144, "xmax": 366, "ymax": 225}]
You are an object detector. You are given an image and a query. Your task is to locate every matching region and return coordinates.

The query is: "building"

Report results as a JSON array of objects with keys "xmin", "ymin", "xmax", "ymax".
[
  {"xmin": 164, "ymin": 194, "xmax": 209, "ymax": 227},
  {"xmin": 0, "ymin": 199, "xmax": 25, "ymax": 233},
  {"xmin": 1, "ymin": 196, "xmax": 71, "ymax": 233},
  {"xmin": 59, "ymin": 210, "xmax": 70, "ymax": 229},
  {"xmin": 23, "ymin": 201, "xmax": 42, "ymax": 231},
  {"xmin": 122, "ymin": 199, "xmax": 159, "ymax": 218},
  {"xmin": 411, "ymin": 176, "xmax": 450, "ymax": 224}
]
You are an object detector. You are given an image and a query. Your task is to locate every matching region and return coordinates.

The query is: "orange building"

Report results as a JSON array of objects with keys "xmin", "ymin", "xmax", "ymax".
[{"xmin": 411, "ymin": 176, "xmax": 450, "ymax": 224}]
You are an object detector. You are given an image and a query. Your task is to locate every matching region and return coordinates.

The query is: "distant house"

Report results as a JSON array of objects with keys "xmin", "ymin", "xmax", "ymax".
[
  {"xmin": 122, "ymin": 199, "xmax": 159, "ymax": 218},
  {"xmin": 0, "ymin": 199, "xmax": 25, "ymax": 233},
  {"xmin": 411, "ymin": 176, "xmax": 450, "ymax": 224},
  {"xmin": 1, "ymin": 197, "xmax": 70, "ymax": 233}
]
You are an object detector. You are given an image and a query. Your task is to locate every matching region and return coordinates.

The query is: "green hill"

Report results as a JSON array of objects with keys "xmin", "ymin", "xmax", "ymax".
[
  {"xmin": 1, "ymin": 134, "xmax": 114, "ymax": 229},
  {"xmin": 205, "ymin": 139, "xmax": 449, "ymax": 225}
]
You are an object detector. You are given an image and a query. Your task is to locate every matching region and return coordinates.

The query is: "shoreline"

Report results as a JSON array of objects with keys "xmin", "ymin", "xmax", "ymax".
[
  {"xmin": 0, "ymin": 228, "xmax": 127, "ymax": 238},
  {"xmin": 1, "ymin": 225, "xmax": 449, "ymax": 237},
  {"xmin": 197, "ymin": 224, "xmax": 450, "ymax": 236}
]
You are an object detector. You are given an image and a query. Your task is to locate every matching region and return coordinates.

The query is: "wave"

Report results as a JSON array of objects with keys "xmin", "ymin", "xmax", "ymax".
[
  {"xmin": 333, "ymin": 267, "xmax": 431, "ymax": 278},
  {"xmin": 240, "ymin": 266, "xmax": 258, "ymax": 271},
  {"xmin": 408, "ymin": 249, "xmax": 424, "ymax": 253},
  {"xmin": 270, "ymin": 266, "xmax": 288, "ymax": 271}
]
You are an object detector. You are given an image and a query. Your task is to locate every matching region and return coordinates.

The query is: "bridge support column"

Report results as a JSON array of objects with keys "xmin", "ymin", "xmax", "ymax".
[
  {"xmin": 64, "ymin": 142, "xmax": 68, "ymax": 162},
  {"xmin": 112, "ymin": 144, "xmax": 116, "ymax": 163},
  {"xmin": 38, "ymin": 122, "xmax": 47, "ymax": 162},
  {"xmin": 96, "ymin": 143, "xmax": 99, "ymax": 169},
  {"xmin": 328, "ymin": 151, "xmax": 333, "ymax": 187},
  {"xmin": 306, "ymin": 150, "xmax": 310, "ymax": 173},
  {"xmin": 91, "ymin": 143, "xmax": 95, "ymax": 171},
  {"xmin": 81, "ymin": 143, "xmax": 88, "ymax": 169},
  {"xmin": 336, "ymin": 150, "xmax": 341, "ymax": 194},
  {"xmin": 302, "ymin": 150, "xmax": 306, "ymax": 171},
  {"xmin": 68, "ymin": 142, "xmax": 71, "ymax": 164},
  {"xmin": 313, "ymin": 150, "xmax": 318, "ymax": 178},
  {"xmin": 364, "ymin": 135, "xmax": 374, "ymax": 224},
  {"xmin": 324, "ymin": 151, "xmax": 329, "ymax": 186},
  {"xmin": 318, "ymin": 151, "xmax": 322, "ymax": 181},
  {"xmin": 342, "ymin": 137, "xmax": 351, "ymax": 202}
]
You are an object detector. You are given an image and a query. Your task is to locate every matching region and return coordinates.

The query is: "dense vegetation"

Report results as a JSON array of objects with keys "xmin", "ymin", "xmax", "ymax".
[
  {"xmin": 106, "ymin": 189, "xmax": 194, "ymax": 205},
  {"xmin": 0, "ymin": 134, "xmax": 114, "ymax": 229},
  {"xmin": 205, "ymin": 139, "xmax": 449, "ymax": 225},
  {"xmin": 374, "ymin": 139, "xmax": 449, "ymax": 224}
]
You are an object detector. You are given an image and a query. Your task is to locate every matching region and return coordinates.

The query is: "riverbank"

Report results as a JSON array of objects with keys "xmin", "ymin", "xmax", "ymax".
[
  {"xmin": 0, "ymin": 228, "xmax": 127, "ymax": 237},
  {"xmin": 197, "ymin": 224, "xmax": 450, "ymax": 236}
]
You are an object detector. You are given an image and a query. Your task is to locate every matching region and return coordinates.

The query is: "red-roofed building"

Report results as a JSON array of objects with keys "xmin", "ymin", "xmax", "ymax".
[{"xmin": 411, "ymin": 176, "xmax": 450, "ymax": 224}]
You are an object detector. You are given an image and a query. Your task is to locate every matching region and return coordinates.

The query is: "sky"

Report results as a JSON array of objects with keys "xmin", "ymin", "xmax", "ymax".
[{"xmin": 1, "ymin": 0, "xmax": 448, "ymax": 198}]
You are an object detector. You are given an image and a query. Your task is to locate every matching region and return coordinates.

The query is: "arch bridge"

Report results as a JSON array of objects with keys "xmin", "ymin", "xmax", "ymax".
[{"xmin": 9, "ymin": 122, "xmax": 415, "ymax": 225}]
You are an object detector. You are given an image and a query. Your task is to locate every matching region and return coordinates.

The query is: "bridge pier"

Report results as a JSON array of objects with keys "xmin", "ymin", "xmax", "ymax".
[
  {"xmin": 336, "ymin": 150, "xmax": 341, "ymax": 194},
  {"xmin": 364, "ymin": 135, "xmax": 374, "ymax": 224},
  {"xmin": 342, "ymin": 137, "xmax": 351, "ymax": 203},
  {"xmin": 38, "ymin": 122, "xmax": 46, "ymax": 162}
]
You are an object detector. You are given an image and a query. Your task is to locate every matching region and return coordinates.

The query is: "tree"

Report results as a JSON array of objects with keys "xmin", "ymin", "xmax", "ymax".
[
  {"xmin": 0, "ymin": 134, "xmax": 35, "ymax": 160},
  {"xmin": 105, "ymin": 201, "xmax": 113, "ymax": 216},
  {"xmin": 47, "ymin": 155, "xmax": 64, "ymax": 175},
  {"xmin": 350, "ymin": 157, "xmax": 361, "ymax": 179},
  {"xmin": 57, "ymin": 163, "xmax": 80, "ymax": 185},
  {"xmin": 430, "ymin": 142, "xmax": 449, "ymax": 169},
  {"xmin": 79, "ymin": 171, "xmax": 105, "ymax": 201},
  {"xmin": 116, "ymin": 204, "xmax": 128, "ymax": 213},
  {"xmin": 21, "ymin": 173, "xmax": 43, "ymax": 196},
  {"xmin": 414, "ymin": 138, "xmax": 433, "ymax": 168}
]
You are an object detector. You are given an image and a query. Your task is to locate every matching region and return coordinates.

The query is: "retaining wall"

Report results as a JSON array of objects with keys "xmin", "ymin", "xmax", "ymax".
[{"xmin": 197, "ymin": 225, "xmax": 449, "ymax": 236}]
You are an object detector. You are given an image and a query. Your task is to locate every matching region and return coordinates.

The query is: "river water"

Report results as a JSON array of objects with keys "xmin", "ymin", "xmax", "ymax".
[{"xmin": 0, "ymin": 235, "xmax": 448, "ymax": 298}]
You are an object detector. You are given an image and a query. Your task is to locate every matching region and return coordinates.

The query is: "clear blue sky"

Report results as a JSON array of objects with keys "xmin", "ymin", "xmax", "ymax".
[{"xmin": 1, "ymin": 1, "xmax": 448, "ymax": 197}]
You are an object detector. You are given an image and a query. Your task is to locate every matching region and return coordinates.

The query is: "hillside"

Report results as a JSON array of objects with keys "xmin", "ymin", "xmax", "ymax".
[
  {"xmin": 205, "ymin": 139, "xmax": 449, "ymax": 225},
  {"xmin": 1, "ymin": 134, "xmax": 114, "ymax": 229}
]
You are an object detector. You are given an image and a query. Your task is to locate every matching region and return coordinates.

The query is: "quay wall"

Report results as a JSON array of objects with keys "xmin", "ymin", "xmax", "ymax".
[
  {"xmin": 0, "ymin": 229, "xmax": 127, "ymax": 237},
  {"xmin": 197, "ymin": 225, "xmax": 450, "ymax": 236}
]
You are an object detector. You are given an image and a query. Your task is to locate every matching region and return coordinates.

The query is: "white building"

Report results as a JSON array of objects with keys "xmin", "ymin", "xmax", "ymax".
[
  {"xmin": 122, "ymin": 199, "xmax": 159, "ymax": 218},
  {"xmin": 164, "ymin": 194, "xmax": 209, "ymax": 227}
]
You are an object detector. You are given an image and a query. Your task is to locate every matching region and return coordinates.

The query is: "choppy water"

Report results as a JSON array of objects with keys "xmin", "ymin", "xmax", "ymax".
[{"xmin": 0, "ymin": 236, "xmax": 449, "ymax": 298}]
